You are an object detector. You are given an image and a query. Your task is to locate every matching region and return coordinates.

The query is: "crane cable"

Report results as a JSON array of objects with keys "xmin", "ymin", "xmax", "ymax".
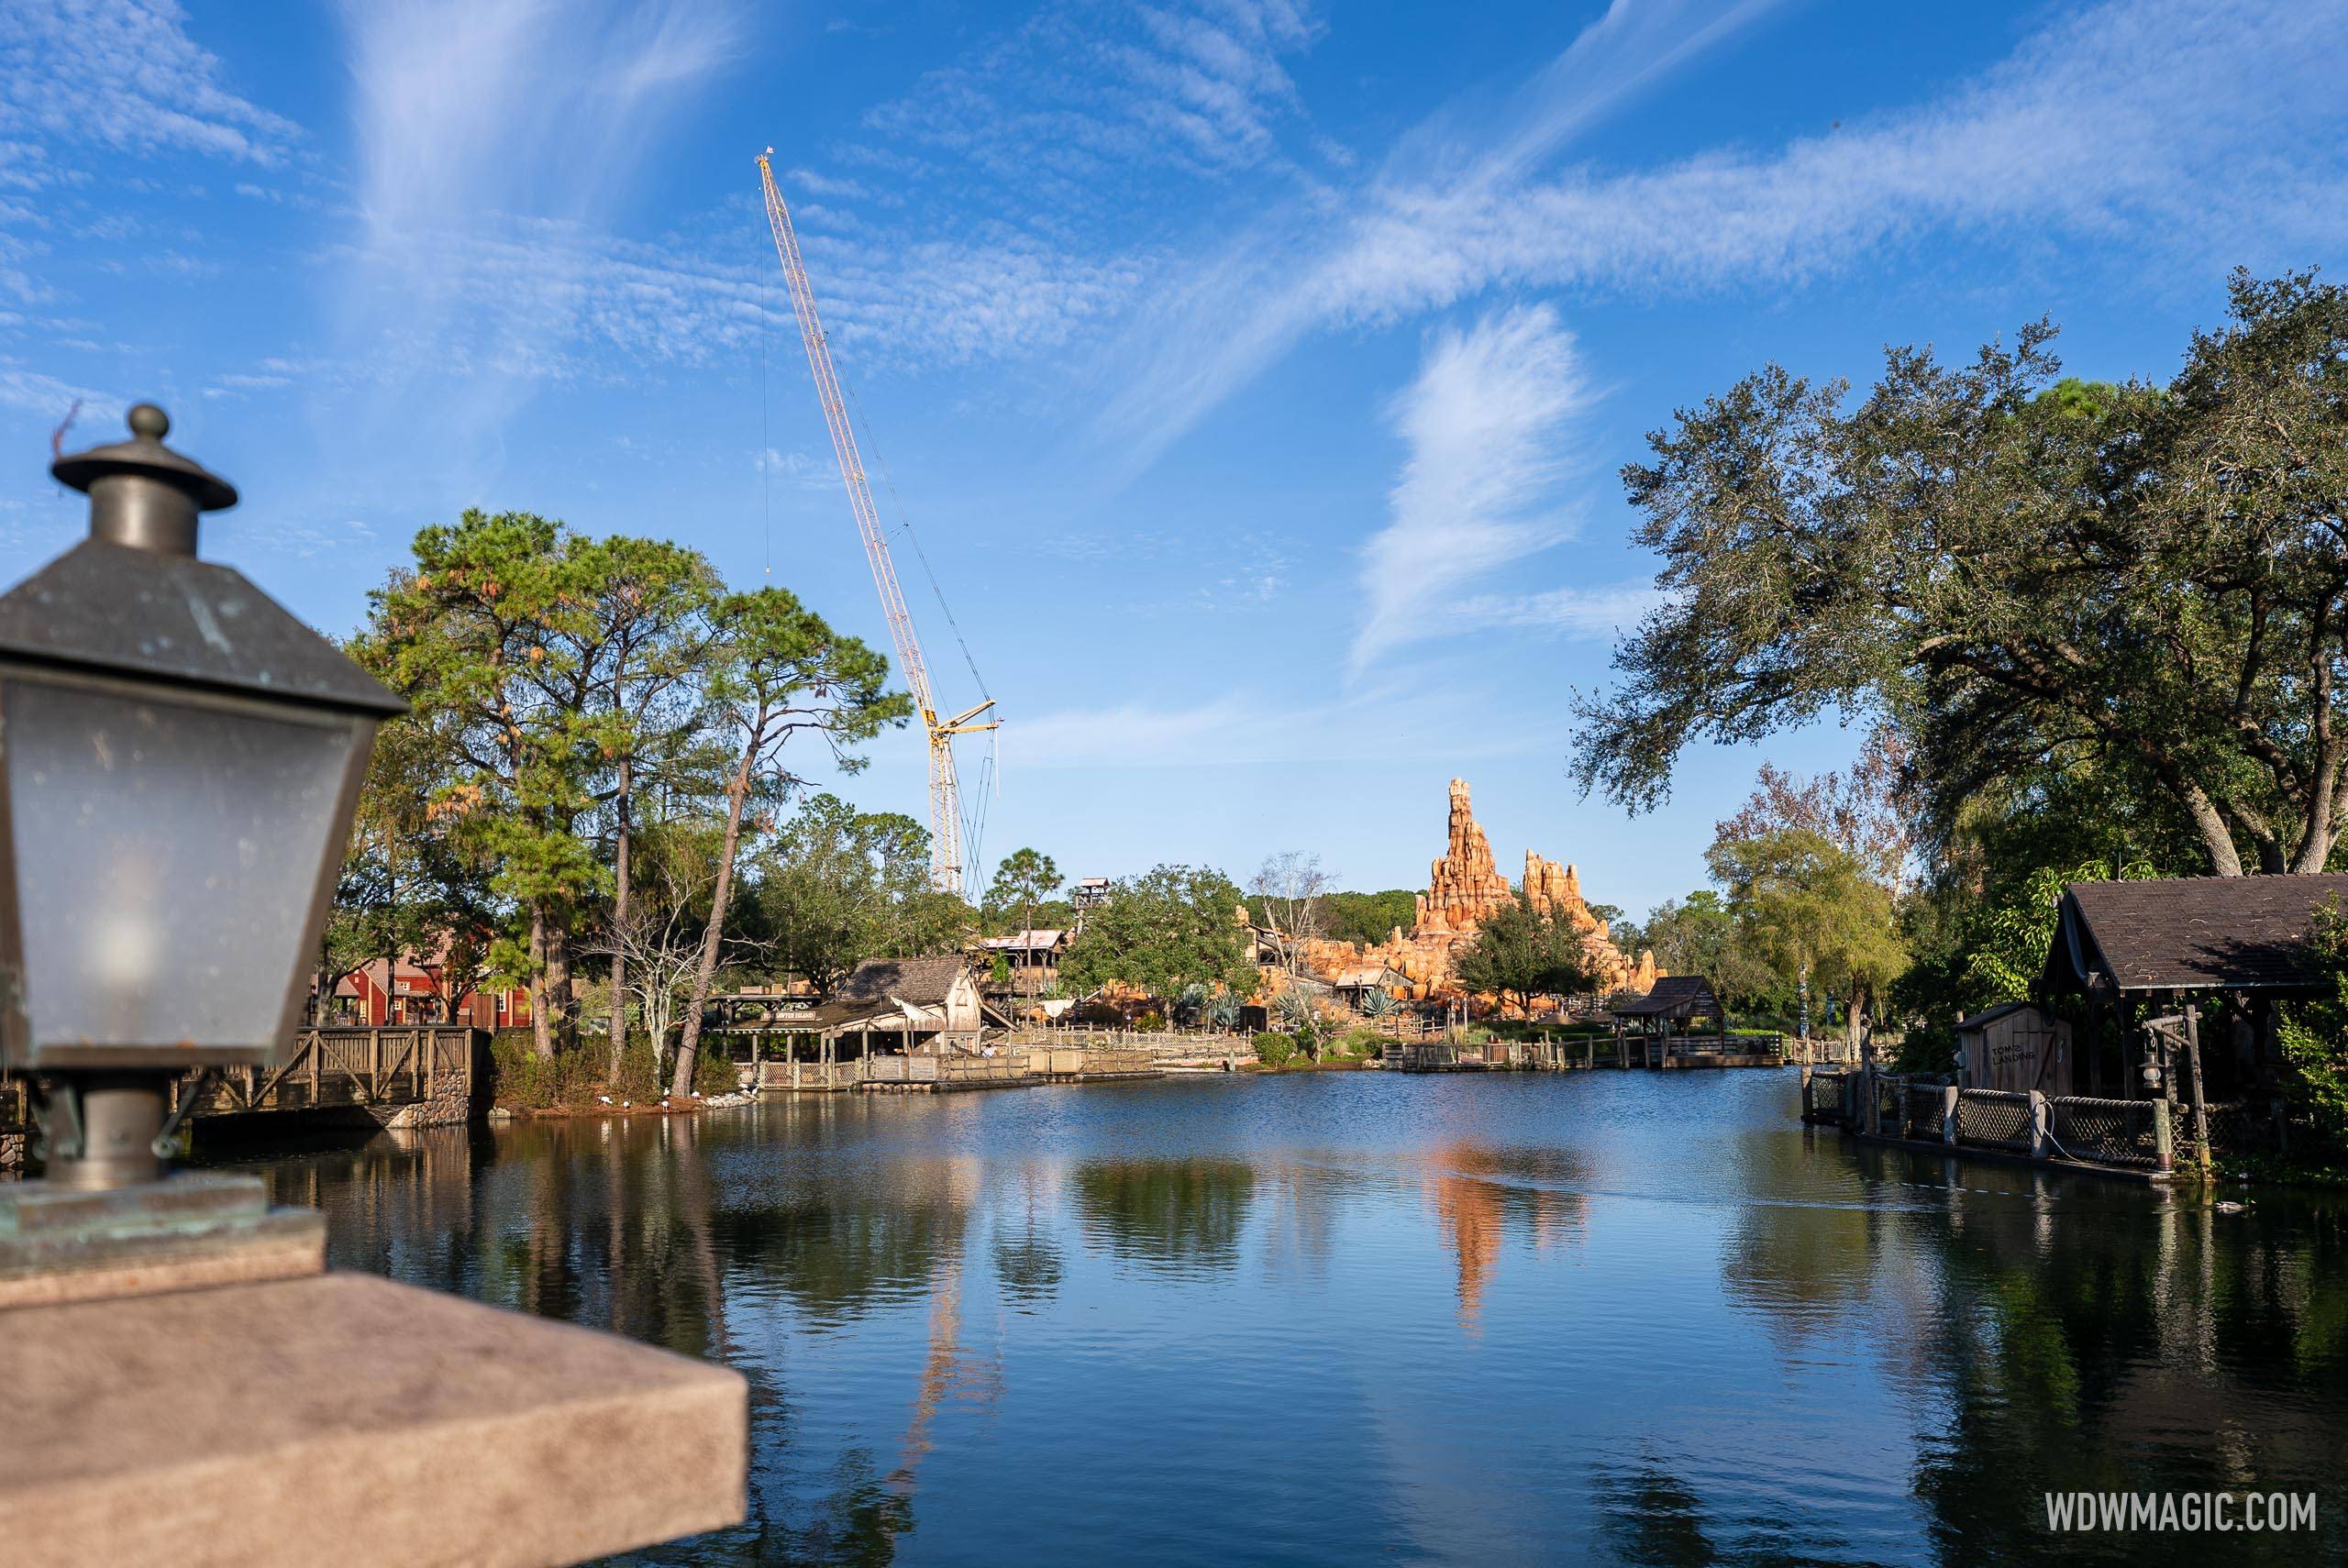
[
  {"xmin": 838, "ymin": 374, "xmax": 991, "ymax": 704},
  {"xmin": 832, "ymin": 371, "xmax": 997, "ymax": 883}
]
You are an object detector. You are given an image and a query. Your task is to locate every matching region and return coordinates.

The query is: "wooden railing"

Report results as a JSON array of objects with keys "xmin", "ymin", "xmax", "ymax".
[{"xmin": 205, "ymin": 1026, "xmax": 479, "ymax": 1116}]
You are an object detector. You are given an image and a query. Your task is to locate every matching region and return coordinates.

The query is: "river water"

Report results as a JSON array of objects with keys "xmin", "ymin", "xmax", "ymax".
[{"xmin": 223, "ymin": 1070, "xmax": 2348, "ymax": 1565}]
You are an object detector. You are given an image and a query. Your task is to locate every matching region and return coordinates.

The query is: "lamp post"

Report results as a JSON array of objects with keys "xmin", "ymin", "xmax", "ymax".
[{"xmin": 0, "ymin": 403, "xmax": 404, "ymax": 1190}]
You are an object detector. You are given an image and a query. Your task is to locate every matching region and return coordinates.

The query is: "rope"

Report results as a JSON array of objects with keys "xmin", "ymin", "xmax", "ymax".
[
  {"xmin": 837, "ymin": 373, "xmax": 991, "ymax": 701},
  {"xmin": 760, "ymin": 273, "xmax": 772, "ymax": 580}
]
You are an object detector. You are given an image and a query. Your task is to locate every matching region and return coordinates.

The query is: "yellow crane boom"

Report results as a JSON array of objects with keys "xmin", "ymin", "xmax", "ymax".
[{"xmin": 758, "ymin": 151, "xmax": 995, "ymax": 897}]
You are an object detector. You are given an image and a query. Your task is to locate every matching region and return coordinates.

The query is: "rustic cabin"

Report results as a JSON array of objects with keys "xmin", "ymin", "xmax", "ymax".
[
  {"xmin": 2038, "ymin": 873, "xmax": 2348, "ymax": 1101},
  {"xmin": 973, "ymin": 929, "xmax": 1069, "ymax": 995},
  {"xmin": 1609, "ymin": 976, "xmax": 1726, "ymax": 1036},
  {"xmin": 1955, "ymin": 1001, "xmax": 2076, "ymax": 1094},
  {"xmin": 772, "ymin": 955, "xmax": 989, "ymax": 1062},
  {"xmin": 1331, "ymin": 963, "xmax": 1408, "ymax": 1009}
]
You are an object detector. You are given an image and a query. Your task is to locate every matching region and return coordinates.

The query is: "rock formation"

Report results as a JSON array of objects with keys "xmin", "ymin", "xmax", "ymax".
[
  {"xmin": 1287, "ymin": 778, "xmax": 1657, "ymax": 1006},
  {"xmin": 1413, "ymin": 779, "xmax": 1515, "ymax": 934}
]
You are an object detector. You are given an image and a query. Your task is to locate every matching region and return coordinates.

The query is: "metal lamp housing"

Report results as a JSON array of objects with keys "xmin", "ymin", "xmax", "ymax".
[{"xmin": 0, "ymin": 404, "xmax": 404, "ymax": 1073}]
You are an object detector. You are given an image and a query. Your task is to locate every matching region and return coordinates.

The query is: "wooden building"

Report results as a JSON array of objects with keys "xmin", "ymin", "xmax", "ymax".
[
  {"xmin": 1330, "ymin": 963, "xmax": 1408, "ymax": 1009},
  {"xmin": 1609, "ymin": 976, "xmax": 1725, "ymax": 1035},
  {"xmin": 330, "ymin": 956, "xmax": 531, "ymax": 1031},
  {"xmin": 1955, "ymin": 1001, "xmax": 2075, "ymax": 1094},
  {"xmin": 973, "ymin": 930, "xmax": 1069, "ymax": 995},
  {"xmin": 774, "ymin": 955, "xmax": 988, "ymax": 1059},
  {"xmin": 2038, "ymin": 873, "xmax": 2348, "ymax": 1099}
]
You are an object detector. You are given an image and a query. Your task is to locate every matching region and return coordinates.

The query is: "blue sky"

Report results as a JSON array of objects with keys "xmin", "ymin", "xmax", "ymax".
[{"xmin": 5, "ymin": 0, "xmax": 2347, "ymax": 922}]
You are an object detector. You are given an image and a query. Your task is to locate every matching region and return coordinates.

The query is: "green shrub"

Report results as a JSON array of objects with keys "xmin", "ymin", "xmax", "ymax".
[
  {"xmin": 693, "ymin": 1045, "xmax": 739, "ymax": 1097},
  {"xmin": 486, "ymin": 1031, "xmax": 738, "ymax": 1111},
  {"xmin": 1135, "ymin": 1010, "xmax": 1168, "ymax": 1033},
  {"xmin": 486, "ymin": 1032, "xmax": 576, "ymax": 1110},
  {"xmin": 1253, "ymin": 1032, "xmax": 1297, "ymax": 1067}
]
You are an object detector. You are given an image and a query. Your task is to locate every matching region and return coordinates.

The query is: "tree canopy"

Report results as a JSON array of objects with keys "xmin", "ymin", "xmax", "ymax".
[
  {"xmin": 984, "ymin": 847, "xmax": 1063, "ymax": 935},
  {"xmin": 1706, "ymin": 829, "xmax": 1906, "ymax": 1047},
  {"xmin": 1059, "ymin": 865, "xmax": 1257, "ymax": 1002},
  {"xmin": 1574, "ymin": 271, "xmax": 2348, "ymax": 878},
  {"xmin": 1449, "ymin": 890, "xmax": 1600, "ymax": 1013}
]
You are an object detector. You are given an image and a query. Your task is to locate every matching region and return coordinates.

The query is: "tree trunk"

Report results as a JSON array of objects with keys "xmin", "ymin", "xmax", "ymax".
[
  {"xmin": 546, "ymin": 924, "xmax": 576, "ymax": 1052},
  {"xmin": 2179, "ymin": 781, "xmax": 2245, "ymax": 876},
  {"xmin": 1844, "ymin": 985, "xmax": 1866, "ymax": 1055},
  {"xmin": 671, "ymin": 736, "xmax": 758, "ymax": 1099},
  {"xmin": 529, "ymin": 907, "xmax": 554, "ymax": 1058},
  {"xmin": 608, "ymin": 754, "xmax": 632, "ymax": 1083}
]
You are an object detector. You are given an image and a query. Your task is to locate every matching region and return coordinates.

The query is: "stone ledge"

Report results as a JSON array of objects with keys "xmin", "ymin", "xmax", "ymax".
[
  {"xmin": 0, "ymin": 1271, "xmax": 748, "ymax": 1567},
  {"xmin": 0, "ymin": 1173, "xmax": 326, "ymax": 1309}
]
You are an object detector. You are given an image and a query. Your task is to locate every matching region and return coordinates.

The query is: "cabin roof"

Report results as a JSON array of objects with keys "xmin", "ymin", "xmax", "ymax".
[
  {"xmin": 1609, "ymin": 975, "xmax": 1721, "ymax": 1019},
  {"xmin": 975, "ymin": 930, "xmax": 1067, "ymax": 954},
  {"xmin": 836, "ymin": 955, "xmax": 969, "ymax": 1007},
  {"xmin": 1955, "ymin": 1000, "xmax": 2043, "ymax": 1032},
  {"xmin": 2042, "ymin": 875, "xmax": 2348, "ymax": 995}
]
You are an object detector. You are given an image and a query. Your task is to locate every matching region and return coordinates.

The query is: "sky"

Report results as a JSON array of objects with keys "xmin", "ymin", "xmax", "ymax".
[{"xmin": 5, "ymin": 0, "xmax": 2347, "ymax": 922}]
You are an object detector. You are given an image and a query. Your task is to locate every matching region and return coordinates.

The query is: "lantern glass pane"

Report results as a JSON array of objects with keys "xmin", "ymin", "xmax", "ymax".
[{"xmin": 6, "ymin": 681, "xmax": 355, "ymax": 1054}]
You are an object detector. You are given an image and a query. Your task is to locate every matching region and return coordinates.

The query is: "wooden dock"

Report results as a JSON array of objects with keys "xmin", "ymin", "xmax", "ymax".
[
  {"xmin": 747, "ymin": 1045, "xmax": 1160, "ymax": 1095},
  {"xmin": 2, "ymin": 1027, "xmax": 486, "ymax": 1168},
  {"xmin": 1388, "ymin": 1033, "xmax": 1786, "ymax": 1073}
]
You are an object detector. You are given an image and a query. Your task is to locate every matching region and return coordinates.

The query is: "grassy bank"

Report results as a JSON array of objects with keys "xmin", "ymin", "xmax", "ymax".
[{"xmin": 488, "ymin": 1030, "xmax": 738, "ymax": 1115}]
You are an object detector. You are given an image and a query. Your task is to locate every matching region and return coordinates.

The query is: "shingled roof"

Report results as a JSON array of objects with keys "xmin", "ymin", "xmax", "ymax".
[
  {"xmin": 836, "ymin": 955, "xmax": 969, "ymax": 1007},
  {"xmin": 2043, "ymin": 874, "xmax": 2348, "ymax": 995},
  {"xmin": 1610, "ymin": 975, "xmax": 1722, "ymax": 1019}
]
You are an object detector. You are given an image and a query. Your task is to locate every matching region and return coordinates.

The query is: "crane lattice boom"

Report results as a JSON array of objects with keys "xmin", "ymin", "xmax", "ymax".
[{"xmin": 758, "ymin": 152, "xmax": 994, "ymax": 897}]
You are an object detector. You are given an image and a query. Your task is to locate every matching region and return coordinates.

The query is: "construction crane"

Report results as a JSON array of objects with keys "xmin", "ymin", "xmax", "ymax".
[{"xmin": 757, "ymin": 150, "xmax": 997, "ymax": 898}]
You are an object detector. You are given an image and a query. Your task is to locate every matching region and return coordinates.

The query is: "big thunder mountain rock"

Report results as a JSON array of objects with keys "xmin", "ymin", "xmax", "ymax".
[{"xmin": 1294, "ymin": 778, "xmax": 1659, "ymax": 1002}]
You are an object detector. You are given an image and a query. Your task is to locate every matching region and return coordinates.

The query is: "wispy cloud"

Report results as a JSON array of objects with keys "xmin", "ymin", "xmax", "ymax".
[
  {"xmin": 860, "ymin": 0, "xmax": 1325, "ymax": 211},
  {"xmin": 1012, "ymin": 677, "xmax": 1556, "ymax": 770},
  {"xmin": 0, "ymin": 0, "xmax": 299, "ymax": 169},
  {"xmin": 0, "ymin": 362, "xmax": 116, "ymax": 420},
  {"xmin": 1353, "ymin": 304, "xmax": 1588, "ymax": 672},
  {"xmin": 1098, "ymin": 0, "xmax": 2348, "ymax": 467},
  {"xmin": 332, "ymin": 0, "xmax": 745, "ymax": 450},
  {"xmin": 1447, "ymin": 582, "xmax": 1663, "ymax": 636}
]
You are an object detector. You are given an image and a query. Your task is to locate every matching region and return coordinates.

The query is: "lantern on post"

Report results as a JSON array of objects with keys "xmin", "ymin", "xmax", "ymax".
[{"xmin": 0, "ymin": 403, "xmax": 404, "ymax": 1188}]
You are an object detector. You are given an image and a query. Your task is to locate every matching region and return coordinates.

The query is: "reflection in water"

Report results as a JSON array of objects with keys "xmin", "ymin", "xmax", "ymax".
[
  {"xmin": 1417, "ymin": 1142, "xmax": 1590, "ymax": 1328},
  {"xmin": 212, "ymin": 1077, "xmax": 2348, "ymax": 1566},
  {"xmin": 1072, "ymin": 1157, "xmax": 1257, "ymax": 1275}
]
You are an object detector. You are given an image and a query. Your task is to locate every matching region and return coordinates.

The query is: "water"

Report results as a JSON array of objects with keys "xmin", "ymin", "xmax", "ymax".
[{"xmin": 220, "ymin": 1071, "xmax": 2348, "ymax": 1565}]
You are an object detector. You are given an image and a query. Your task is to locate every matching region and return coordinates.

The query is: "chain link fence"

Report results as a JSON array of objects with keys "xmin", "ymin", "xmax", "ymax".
[
  {"xmin": 2049, "ymin": 1095, "xmax": 2161, "ymax": 1166},
  {"xmin": 1804, "ymin": 1070, "xmax": 1848, "ymax": 1119},
  {"xmin": 1903, "ymin": 1082, "xmax": 1947, "ymax": 1141},
  {"xmin": 2195, "ymin": 1100, "xmax": 2278, "ymax": 1160},
  {"xmin": 1955, "ymin": 1088, "xmax": 2033, "ymax": 1150}
]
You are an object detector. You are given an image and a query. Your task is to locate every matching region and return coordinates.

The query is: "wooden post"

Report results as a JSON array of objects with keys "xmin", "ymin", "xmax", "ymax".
[
  {"xmin": 370, "ymin": 1030, "xmax": 382, "ymax": 1100},
  {"xmin": 2087, "ymin": 989, "xmax": 2103, "ymax": 1099},
  {"xmin": 2183, "ymin": 1003, "xmax": 2210, "ymax": 1174},
  {"xmin": 2028, "ymin": 1089, "xmax": 2049, "ymax": 1161},
  {"xmin": 309, "ymin": 1032, "xmax": 320, "ymax": 1102},
  {"xmin": 2152, "ymin": 1098, "xmax": 2174, "ymax": 1173},
  {"xmin": 1800, "ymin": 1064, "xmax": 1813, "ymax": 1121},
  {"xmin": 1942, "ymin": 1084, "xmax": 1959, "ymax": 1146}
]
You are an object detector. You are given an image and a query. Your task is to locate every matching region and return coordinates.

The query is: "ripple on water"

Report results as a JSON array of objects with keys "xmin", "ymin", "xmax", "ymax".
[{"xmin": 216, "ymin": 1069, "xmax": 2348, "ymax": 1566}]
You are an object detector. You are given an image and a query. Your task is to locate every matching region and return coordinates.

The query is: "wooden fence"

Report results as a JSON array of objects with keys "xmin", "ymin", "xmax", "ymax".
[
  {"xmin": 756, "ymin": 1045, "xmax": 1161, "ymax": 1093},
  {"xmin": 203, "ymin": 1027, "xmax": 482, "ymax": 1121},
  {"xmin": 1800, "ymin": 1065, "xmax": 2289, "ymax": 1176}
]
